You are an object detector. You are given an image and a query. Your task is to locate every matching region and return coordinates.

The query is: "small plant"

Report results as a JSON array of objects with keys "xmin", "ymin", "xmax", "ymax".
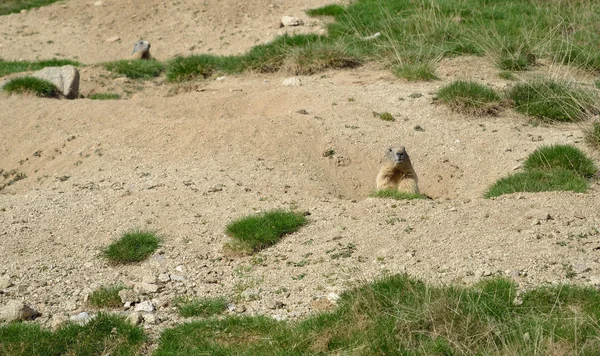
[
  {"xmin": 497, "ymin": 51, "xmax": 535, "ymax": 71},
  {"xmin": 371, "ymin": 189, "xmax": 427, "ymax": 200},
  {"xmin": 323, "ymin": 149, "xmax": 335, "ymax": 158},
  {"xmin": 437, "ymin": 80, "xmax": 501, "ymax": 115},
  {"xmin": 174, "ymin": 297, "xmax": 228, "ymax": 318},
  {"xmin": 225, "ymin": 210, "xmax": 307, "ymax": 254},
  {"xmin": 88, "ymin": 284, "xmax": 125, "ymax": 308},
  {"xmin": 583, "ymin": 121, "xmax": 600, "ymax": 150},
  {"xmin": 103, "ymin": 59, "xmax": 164, "ymax": 79},
  {"xmin": 498, "ymin": 71, "xmax": 517, "ymax": 80},
  {"xmin": 89, "ymin": 92, "xmax": 120, "ymax": 100},
  {"xmin": 3, "ymin": 77, "xmax": 58, "ymax": 97},
  {"xmin": 377, "ymin": 112, "xmax": 395, "ymax": 121},
  {"xmin": 280, "ymin": 41, "xmax": 361, "ymax": 75},
  {"xmin": 394, "ymin": 63, "xmax": 438, "ymax": 81},
  {"xmin": 102, "ymin": 230, "xmax": 161, "ymax": 264},
  {"xmin": 507, "ymin": 78, "xmax": 596, "ymax": 122},
  {"xmin": 523, "ymin": 144, "xmax": 597, "ymax": 178}
]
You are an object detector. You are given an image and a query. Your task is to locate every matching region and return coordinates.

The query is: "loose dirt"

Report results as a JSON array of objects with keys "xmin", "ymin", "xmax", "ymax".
[{"xmin": 1, "ymin": 0, "xmax": 600, "ymax": 343}]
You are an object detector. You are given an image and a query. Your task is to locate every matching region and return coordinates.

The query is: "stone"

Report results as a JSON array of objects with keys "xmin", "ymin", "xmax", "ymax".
[
  {"xmin": 0, "ymin": 300, "xmax": 40, "ymax": 322},
  {"xmin": 32, "ymin": 65, "xmax": 80, "ymax": 99},
  {"xmin": 127, "ymin": 312, "xmax": 142, "ymax": 325},
  {"xmin": 282, "ymin": 77, "xmax": 302, "ymax": 86},
  {"xmin": 134, "ymin": 301, "xmax": 154, "ymax": 313},
  {"xmin": 170, "ymin": 274, "xmax": 185, "ymax": 282},
  {"xmin": 142, "ymin": 313, "xmax": 158, "ymax": 324},
  {"xmin": 131, "ymin": 40, "xmax": 151, "ymax": 60},
  {"xmin": 142, "ymin": 275, "xmax": 156, "ymax": 284},
  {"xmin": 175, "ymin": 265, "xmax": 185, "ymax": 272},
  {"xmin": 94, "ymin": 1, "xmax": 103, "ymax": 6},
  {"xmin": 70, "ymin": 312, "xmax": 92, "ymax": 325},
  {"xmin": 105, "ymin": 36, "xmax": 120, "ymax": 43},
  {"xmin": 326, "ymin": 292, "xmax": 341, "ymax": 303},
  {"xmin": 573, "ymin": 263, "xmax": 591, "ymax": 273},
  {"xmin": 272, "ymin": 314, "xmax": 287, "ymax": 321},
  {"xmin": 280, "ymin": 16, "xmax": 303, "ymax": 27},
  {"xmin": 118, "ymin": 289, "xmax": 140, "ymax": 304},
  {"xmin": 158, "ymin": 273, "xmax": 170, "ymax": 283},
  {"xmin": 134, "ymin": 282, "xmax": 159, "ymax": 294},
  {"xmin": 0, "ymin": 275, "xmax": 12, "ymax": 289}
]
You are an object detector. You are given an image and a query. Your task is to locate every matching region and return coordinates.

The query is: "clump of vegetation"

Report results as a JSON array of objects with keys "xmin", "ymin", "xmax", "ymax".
[
  {"xmin": 583, "ymin": 121, "xmax": 600, "ymax": 150},
  {"xmin": 279, "ymin": 41, "xmax": 361, "ymax": 75},
  {"xmin": 174, "ymin": 297, "xmax": 228, "ymax": 318},
  {"xmin": 485, "ymin": 144, "xmax": 597, "ymax": 198},
  {"xmin": 154, "ymin": 274, "xmax": 600, "ymax": 355},
  {"xmin": 102, "ymin": 230, "xmax": 161, "ymax": 264},
  {"xmin": 306, "ymin": 4, "xmax": 345, "ymax": 17},
  {"xmin": 371, "ymin": 189, "xmax": 427, "ymax": 200},
  {"xmin": 437, "ymin": 80, "xmax": 501, "ymax": 115},
  {"xmin": 0, "ymin": 312, "xmax": 145, "ymax": 355},
  {"xmin": 394, "ymin": 63, "xmax": 438, "ymax": 81},
  {"xmin": 88, "ymin": 284, "xmax": 125, "ymax": 308},
  {"xmin": 497, "ymin": 44, "xmax": 536, "ymax": 71},
  {"xmin": 103, "ymin": 59, "xmax": 164, "ymax": 79},
  {"xmin": 0, "ymin": 58, "xmax": 80, "ymax": 77},
  {"xmin": 166, "ymin": 54, "xmax": 239, "ymax": 82},
  {"xmin": 376, "ymin": 112, "xmax": 395, "ymax": 121},
  {"xmin": 499, "ymin": 71, "xmax": 517, "ymax": 80},
  {"xmin": 507, "ymin": 78, "xmax": 596, "ymax": 122},
  {"xmin": 225, "ymin": 210, "xmax": 307, "ymax": 254},
  {"xmin": 3, "ymin": 77, "xmax": 58, "ymax": 97},
  {"xmin": 89, "ymin": 92, "xmax": 120, "ymax": 100}
]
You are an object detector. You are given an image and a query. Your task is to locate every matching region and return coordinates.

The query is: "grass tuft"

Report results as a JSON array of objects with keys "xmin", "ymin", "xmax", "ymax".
[
  {"xmin": 0, "ymin": 58, "xmax": 80, "ymax": 77},
  {"xmin": 306, "ymin": 4, "xmax": 345, "ymax": 17},
  {"xmin": 437, "ymin": 80, "xmax": 501, "ymax": 115},
  {"xmin": 523, "ymin": 144, "xmax": 597, "ymax": 178},
  {"xmin": 103, "ymin": 59, "xmax": 164, "ymax": 79},
  {"xmin": 499, "ymin": 71, "xmax": 517, "ymax": 80},
  {"xmin": 394, "ymin": 62, "xmax": 438, "ymax": 81},
  {"xmin": 0, "ymin": 312, "xmax": 145, "ymax": 355},
  {"xmin": 174, "ymin": 297, "xmax": 228, "ymax": 318},
  {"xmin": 507, "ymin": 78, "xmax": 596, "ymax": 122},
  {"xmin": 3, "ymin": 76, "xmax": 58, "ymax": 97},
  {"xmin": 279, "ymin": 42, "xmax": 361, "ymax": 75},
  {"xmin": 371, "ymin": 189, "xmax": 428, "ymax": 200},
  {"xmin": 88, "ymin": 284, "xmax": 125, "ymax": 309},
  {"xmin": 102, "ymin": 230, "xmax": 161, "ymax": 264},
  {"xmin": 225, "ymin": 210, "xmax": 307, "ymax": 254},
  {"xmin": 89, "ymin": 92, "xmax": 120, "ymax": 100},
  {"xmin": 583, "ymin": 121, "xmax": 600, "ymax": 150}
]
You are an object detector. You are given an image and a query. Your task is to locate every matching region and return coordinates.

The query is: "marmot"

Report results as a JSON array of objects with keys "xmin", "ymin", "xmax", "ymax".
[
  {"xmin": 131, "ymin": 40, "xmax": 151, "ymax": 60},
  {"xmin": 376, "ymin": 146, "xmax": 419, "ymax": 194}
]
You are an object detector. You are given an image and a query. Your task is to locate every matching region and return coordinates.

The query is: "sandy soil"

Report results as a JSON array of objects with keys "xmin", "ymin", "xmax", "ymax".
[{"xmin": 1, "ymin": 0, "xmax": 600, "ymax": 343}]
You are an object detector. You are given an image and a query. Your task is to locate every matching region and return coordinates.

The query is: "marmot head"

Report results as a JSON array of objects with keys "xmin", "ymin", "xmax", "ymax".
[
  {"xmin": 132, "ymin": 40, "xmax": 151, "ymax": 57},
  {"xmin": 384, "ymin": 146, "xmax": 412, "ymax": 167}
]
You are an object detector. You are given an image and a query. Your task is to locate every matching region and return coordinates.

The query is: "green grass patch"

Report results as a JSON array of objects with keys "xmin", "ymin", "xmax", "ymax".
[
  {"xmin": 371, "ymin": 189, "xmax": 427, "ymax": 200},
  {"xmin": 306, "ymin": 4, "xmax": 345, "ymax": 17},
  {"xmin": 377, "ymin": 112, "xmax": 395, "ymax": 121},
  {"xmin": 102, "ymin": 230, "xmax": 161, "ymax": 264},
  {"xmin": 3, "ymin": 76, "xmax": 58, "ymax": 97},
  {"xmin": 394, "ymin": 62, "xmax": 438, "ymax": 81},
  {"xmin": 279, "ymin": 41, "xmax": 361, "ymax": 75},
  {"xmin": 154, "ymin": 274, "xmax": 600, "ymax": 355},
  {"xmin": 485, "ymin": 144, "xmax": 597, "ymax": 198},
  {"xmin": 584, "ymin": 121, "xmax": 600, "ymax": 150},
  {"xmin": 88, "ymin": 284, "xmax": 125, "ymax": 309},
  {"xmin": 0, "ymin": 58, "xmax": 80, "ymax": 77},
  {"xmin": 0, "ymin": 0, "xmax": 61, "ymax": 16},
  {"xmin": 499, "ymin": 71, "xmax": 517, "ymax": 80},
  {"xmin": 225, "ymin": 210, "xmax": 307, "ymax": 254},
  {"xmin": 507, "ymin": 78, "xmax": 597, "ymax": 122},
  {"xmin": 103, "ymin": 59, "xmax": 164, "ymax": 79},
  {"xmin": 0, "ymin": 312, "xmax": 145, "ymax": 355},
  {"xmin": 174, "ymin": 297, "xmax": 228, "ymax": 318},
  {"xmin": 437, "ymin": 80, "xmax": 501, "ymax": 115},
  {"xmin": 89, "ymin": 92, "xmax": 120, "ymax": 100}
]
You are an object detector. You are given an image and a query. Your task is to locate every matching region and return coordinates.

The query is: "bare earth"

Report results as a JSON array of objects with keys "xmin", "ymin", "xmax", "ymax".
[{"xmin": 1, "ymin": 0, "xmax": 600, "ymax": 342}]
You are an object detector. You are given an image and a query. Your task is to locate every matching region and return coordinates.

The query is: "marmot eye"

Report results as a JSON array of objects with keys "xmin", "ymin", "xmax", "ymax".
[{"xmin": 388, "ymin": 148, "xmax": 392, "ymax": 152}]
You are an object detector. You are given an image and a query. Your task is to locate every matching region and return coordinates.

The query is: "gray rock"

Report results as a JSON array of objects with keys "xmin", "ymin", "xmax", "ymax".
[
  {"xmin": 573, "ymin": 263, "xmax": 591, "ymax": 273},
  {"xmin": 326, "ymin": 293, "xmax": 340, "ymax": 303},
  {"xmin": 281, "ymin": 16, "xmax": 303, "ymax": 27},
  {"xmin": 32, "ymin": 65, "xmax": 80, "ymax": 99},
  {"xmin": 0, "ymin": 300, "xmax": 40, "ymax": 322},
  {"xmin": 0, "ymin": 275, "xmax": 12, "ymax": 289},
  {"xmin": 142, "ymin": 275, "xmax": 156, "ymax": 284},
  {"xmin": 142, "ymin": 313, "xmax": 158, "ymax": 324},
  {"xmin": 133, "ymin": 282, "xmax": 159, "ymax": 294},
  {"xmin": 170, "ymin": 274, "xmax": 185, "ymax": 282},
  {"xmin": 131, "ymin": 40, "xmax": 151, "ymax": 60},
  {"xmin": 70, "ymin": 312, "xmax": 92, "ymax": 325},
  {"xmin": 126, "ymin": 312, "xmax": 142, "ymax": 325},
  {"xmin": 282, "ymin": 77, "xmax": 302, "ymax": 86},
  {"xmin": 118, "ymin": 289, "xmax": 140, "ymax": 304},
  {"xmin": 158, "ymin": 273, "xmax": 170, "ymax": 283},
  {"xmin": 134, "ymin": 301, "xmax": 154, "ymax": 313}
]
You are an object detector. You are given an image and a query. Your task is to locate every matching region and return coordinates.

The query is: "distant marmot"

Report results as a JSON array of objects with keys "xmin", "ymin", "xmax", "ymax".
[
  {"xmin": 376, "ymin": 146, "xmax": 419, "ymax": 194},
  {"xmin": 131, "ymin": 40, "xmax": 151, "ymax": 59}
]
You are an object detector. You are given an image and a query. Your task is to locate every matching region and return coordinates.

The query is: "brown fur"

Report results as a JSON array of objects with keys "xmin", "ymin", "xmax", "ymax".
[{"xmin": 376, "ymin": 146, "xmax": 419, "ymax": 194}]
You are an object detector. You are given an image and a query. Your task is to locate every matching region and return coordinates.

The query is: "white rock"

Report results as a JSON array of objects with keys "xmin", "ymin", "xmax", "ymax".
[
  {"xmin": 326, "ymin": 293, "xmax": 340, "ymax": 303},
  {"xmin": 282, "ymin": 77, "xmax": 302, "ymax": 86},
  {"xmin": 272, "ymin": 314, "xmax": 287, "ymax": 321},
  {"xmin": 134, "ymin": 301, "xmax": 154, "ymax": 313},
  {"xmin": 0, "ymin": 300, "xmax": 40, "ymax": 322},
  {"xmin": 175, "ymin": 265, "xmax": 185, "ymax": 272},
  {"xmin": 0, "ymin": 275, "xmax": 12, "ymax": 289},
  {"xmin": 127, "ymin": 312, "xmax": 142, "ymax": 325},
  {"xmin": 142, "ymin": 313, "xmax": 158, "ymax": 324},
  {"xmin": 281, "ymin": 16, "xmax": 304, "ymax": 27},
  {"xmin": 158, "ymin": 273, "xmax": 170, "ymax": 283},
  {"xmin": 94, "ymin": 1, "xmax": 103, "ymax": 6},
  {"xmin": 134, "ymin": 282, "xmax": 159, "ymax": 294},
  {"xmin": 170, "ymin": 274, "xmax": 185, "ymax": 282},
  {"xmin": 32, "ymin": 65, "xmax": 80, "ymax": 99},
  {"xmin": 70, "ymin": 312, "xmax": 92, "ymax": 325},
  {"xmin": 216, "ymin": 76, "xmax": 226, "ymax": 81}
]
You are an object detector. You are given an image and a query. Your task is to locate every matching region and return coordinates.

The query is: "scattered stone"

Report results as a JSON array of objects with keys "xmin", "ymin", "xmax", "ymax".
[
  {"xmin": 93, "ymin": 1, "xmax": 103, "ymax": 6},
  {"xmin": 511, "ymin": 164, "xmax": 522, "ymax": 171},
  {"xmin": 480, "ymin": 270, "xmax": 492, "ymax": 277},
  {"xmin": 295, "ymin": 109, "xmax": 309, "ymax": 115},
  {"xmin": 282, "ymin": 77, "xmax": 302, "ymax": 86},
  {"xmin": 170, "ymin": 274, "xmax": 185, "ymax": 282},
  {"xmin": 70, "ymin": 312, "xmax": 92, "ymax": 325},
  {"xmin": 105, "ymin": 36, "xmax": 120, "ymax": 43},
  {"xmin": 573, "ymin": 263, "xmax": 591, "ymax": 274},
  {"xmin": 134, "ymin": 282, "xmax": 159, "ymax": 294},
  {"xmin": 123, "ymin": 302, "xmax": 132, "ymax": 310},
  {"xmin": 522, "ymin": 332, "xmax": 530, "ymax": 341},
  {"xmin": 0, "ymin": 275, "xmax": 12, "ymax": 289},
  {"xmin": 227, "ymin": 303, "xmax": 236, "ymax": 312},
  {"xmin": 175, "ymin": 265, "xmax": 185, "ymax": 272},
  {"xmin": 158, "ymin": 273, "xmax": 170, "ymax": 283},
  {"xmin": 142, "ymin": 275, "xmax": 156, "ymax": 284},
  {"xmin": 118, "ymin": 289, "xmax": 140, "ymax": 304},
  {"xmin": 0, "ymin": 300, "xmax": 40, "ymax": 322},
  {"xmin": 134, "ymin": 301, "xmax": 154, "ymax": 313},
  {"xmin": 32, "ymin": 65, "xmax": 80, "ymax": 99},
  {"xmin": 127, "ymin": 312, "xmax": 142, "ymax": 325},
  {"xmin": 83, "ymin": 262, "xmax": 93, "ymax": 268},
  {"xmin": 272, "ymin": 314, "xmax": 287, "ymax": 321},
  {"xmin": 131, "ymin": 40, "xmax": 151, "ymax": 60},
  {"xmin": 216, "ymin": 76, "xmax": 226, "ymax": 81},
  {"xmin": 326, "ymin": 292, "xmax": 341, "ymax": 303},
  {"xmin": 280, "ymin": 16, "xmax": 303, "ymax": 27}
]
